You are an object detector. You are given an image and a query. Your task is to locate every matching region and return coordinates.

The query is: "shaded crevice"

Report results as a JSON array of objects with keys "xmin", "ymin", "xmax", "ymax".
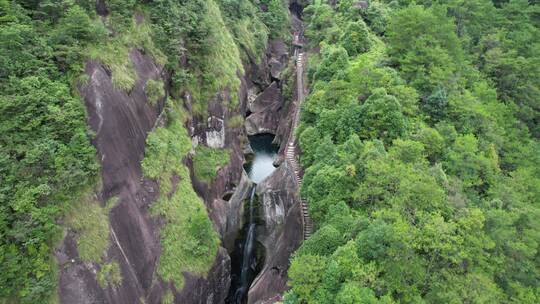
[
  {"xmin": 228, "ymin": 133, "xmax": 278, "ymax": 303},
  {"xmin": 222, "ymin": 191, "xmax": 234, "ymax": 201},
  {"xmin": 226, "ymin": 188, "xmax": 265, "ymax": 304},
  {"xmin": 289, "ymin": 2, "xmax": 303, "ymax": 20}
]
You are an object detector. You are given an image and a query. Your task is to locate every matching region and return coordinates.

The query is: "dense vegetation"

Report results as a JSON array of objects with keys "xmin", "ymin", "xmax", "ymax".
[
  {"xmin": 0, "ymin": 0, "xmax": 290, "ymax": 302},
  {"xmin": 286, "ymin": 1, "xmax": 540, "ymax": 303},
  {"xmin": 0, "ymin": 1, "xmax": 101, "ymax": 301},
  {"xmin": 141, "ymin": 101, "xmax": 221, "ymax": 290},
  {"xmin": 193, "ymin": 145, "xmax": 231, "ymax": 183}
]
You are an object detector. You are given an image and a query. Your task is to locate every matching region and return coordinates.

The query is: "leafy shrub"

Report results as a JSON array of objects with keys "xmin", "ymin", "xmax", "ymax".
[
  {"xmin": 142, "ymin": 103, "xmax": 219, "ymax": 290},
  {"xmin": 339, "ymin": 20, "xmax": 371, "ymax": 57},
  {"xmin": 258, "ymin": 0, "xmax": 290, "ymax": 39},
  {"xmin": 97, "ymin": 261, "xmax": 122, "ymax": 288},
  {"xmin": 226, "ymin": 114, "xmax": 244, "ymax": 128},
  {"xmin": 64, "ymin": 193, "xmax": 110, "ymax": 263},
  {"xmin": 192, "ymin": 145, "xmax": 231, "ymax": 183},
  {"xmin": 145, "ymin": 78, "xmax": 165, "ymax": 106}
]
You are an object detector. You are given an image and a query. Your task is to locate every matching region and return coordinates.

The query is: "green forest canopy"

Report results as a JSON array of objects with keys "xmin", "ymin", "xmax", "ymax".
[{"xmin": 286, "ymin": 1, "xmax": 540, "ymax": 303}]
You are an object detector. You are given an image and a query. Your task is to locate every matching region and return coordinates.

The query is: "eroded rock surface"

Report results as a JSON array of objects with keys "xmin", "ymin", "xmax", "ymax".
[
  {"xmin": 244, "ymin": 39, "xmax": 290, "ymax": 137},
  {"xmin": 57, "ymin": 7, "xmax": 303, "ymax": 302},
  {"xmin": 176, "ymin": 248, "xmax": 232, "ymax": 304},
  {"xmin": 57, "ymin": 49, "xmax": 164, "ymax": 304},
  {"xmin": 248, "ymin": 163, "xmax": 303, "ymax": 304},
  {"xmin": 58, "ymin": 48, "xmax": 233, "ymax": 304}
]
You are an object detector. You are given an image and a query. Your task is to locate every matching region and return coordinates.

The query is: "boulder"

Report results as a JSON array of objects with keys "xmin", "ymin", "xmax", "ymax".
[
  {"xmin": 247, "ymin": 162, "xmax": 303, "ymax": 303},
  {"xmin": 175, "ymin": 247, "xmax": 231, "ymax": 304},
  {"xmin": 245, "ymin": 111, "xmax": 279, "ymax": 136},
  {"xmin": 249, "ymin": 81, "xmax": 282, "ymax": 113}
]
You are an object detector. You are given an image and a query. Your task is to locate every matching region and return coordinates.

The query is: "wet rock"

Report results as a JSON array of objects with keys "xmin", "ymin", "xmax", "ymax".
[
  {"xmin": 248, "ymin": 163, "xmax": 303, "ymax": 303},
  {"xmin": 272, "ymin": 154, "xmax": 284, "ymax": 167},
  {"xmin": 245, "ymin": 111, "xmax": 279, "ymax": 136},
  {"xmin": 210, "ymin": 170, "xmax": 255, "ymax": 251},
  {"xmin": 176, "ymin": 247, "xmax": 231, "ymax": 304},
  {"xmin": 243, "ymin": 141, "xmax": 255, "ymax": 156}
]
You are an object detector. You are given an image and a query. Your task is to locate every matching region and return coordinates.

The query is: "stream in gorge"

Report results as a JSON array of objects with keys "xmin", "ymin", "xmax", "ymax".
[
  {"xmin": 245, "ymin": 134, "xmax": 279, "ymax": 183},
  {"xmin": 226, "ymin": 134, "xmax": 278, "ymax": 304}
]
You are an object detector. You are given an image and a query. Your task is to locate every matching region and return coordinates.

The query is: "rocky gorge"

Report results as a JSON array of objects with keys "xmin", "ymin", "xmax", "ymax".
[{"xmin": 55, "ymin": 2, "xmax": 307, "ymax": 303}]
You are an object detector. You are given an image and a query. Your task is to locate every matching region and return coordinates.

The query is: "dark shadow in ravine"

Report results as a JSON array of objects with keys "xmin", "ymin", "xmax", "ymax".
[{"xmin": 227, "ymin": 134, "xmax": 278, "ymax": 304}]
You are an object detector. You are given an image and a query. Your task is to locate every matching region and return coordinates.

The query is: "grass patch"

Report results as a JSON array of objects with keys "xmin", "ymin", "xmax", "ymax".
[
  {"xmin": 64, "ymin": 192, "xmax": 110, "ymax": 263},
  {"xmin": 192, "ymin": 145, "xmax": 231, "ymax": 183},
  {"xmin": 227, "ymin": 114, "xmax": 244, "ymax": 128},
  {"xmin": 216, "ymin": 0, "xmax": 269, "ymax": 62},
  {"xmin": 97, "ymin": 261, "xmax": 122, "ymax": 288},
  {"xmin": 187, "ymin": 0, "xmax": 243, "ymax": 115},
  {"xmin": 88, "ymin": 15, "xmax": 166, "ymax": 92},
  {"xmin": 163, "ymin": 290, "xmax": 174, "ymax": 304},
  {"xmin": 141, "ymin": 102, "xmax": 220, "ymax": 290},
  {"xmin": 145, "ymin": 78, "xmax": 165, "ymax": 105},
  {"xmin": 232, "ymin": 17, "xmax": 268, "ymax": 64}
]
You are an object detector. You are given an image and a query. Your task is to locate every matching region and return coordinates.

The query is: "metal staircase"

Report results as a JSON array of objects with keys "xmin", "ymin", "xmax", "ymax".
[{"xmin": 285, "ymin": 51, "xmax": 313, "ymax": 240}]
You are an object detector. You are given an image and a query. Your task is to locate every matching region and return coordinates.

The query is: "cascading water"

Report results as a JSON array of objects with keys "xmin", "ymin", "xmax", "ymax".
[
  {"xmin": 227, "ymin": 187, "xmax": 259, "ymax": 304},
  {"xmin": 227, "ymin": 134, "xmax": 277, "ymax": 303},
  {"xmin": 233, "ymin": 188, "xmax": 257, "ymax": 304}
]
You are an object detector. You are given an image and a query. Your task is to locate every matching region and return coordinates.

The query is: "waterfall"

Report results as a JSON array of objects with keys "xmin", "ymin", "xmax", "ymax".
[{"xmin": 233, "ymin": 187, "xmax": 257, "ymax": 304}]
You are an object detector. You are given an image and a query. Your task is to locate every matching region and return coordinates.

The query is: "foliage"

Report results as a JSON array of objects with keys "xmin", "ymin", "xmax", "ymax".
[
  {"xmin": 0, "ymin": 0, "xmax": 283, "ymax": 301},
  {"xmin": 0, "ymin": 2, "xmax": 100, "ymax": 298},
  {"xmin": 357, "ymin": 88, "xmax": 408, "ymax": 144},
  {"xmin": 257, "ymin": 0, "xmax": 290, "ymax": 39},
  {"xmin": 147, "ymin": 0, "xmax": 243, "ymax": 114},
  {"xmin": 145, "ymin": 78, "xmax": 165, "ymax": 106},
  {"xmin": 64, "ymin": 193, "xmax": 110, "ymax": 263},
  {"xmin": 192, "ymin": 146, "xmax": 231, "ymax": 183},
  {"xmin": 386, "ymin": 4, "xmax": 464, "ymax": 94},
  {"xmin": 312, "ymin": 45, "xmax": 349, "ymax": 82},
  {"xmin": 339, "ymin": 20, "xmax": 371, "ymax": 57},
  {"xmin": 162, "ymin": 290, "xmax": 174, "ymax": 304},
  {"xmin": 226, "ymin": 114, "xmax": 245, "ymax": 129},
  {"xmin": 287, "ymin": 1, "xmax": 540, "ymax": 303},
  {"xmin": 96, "ymin": 261, "xmax": 122, "ymax": 289},
  {"xmin": 217, "ymin": 0, "xmax": 269, "ymax": 62},
  {"xmin": 88, "ymin": 17, "xmax": 166, "ymax": 92},
  {"xmin": 142, "ymin": 102, "xmax": 220, "ymax": 290}
]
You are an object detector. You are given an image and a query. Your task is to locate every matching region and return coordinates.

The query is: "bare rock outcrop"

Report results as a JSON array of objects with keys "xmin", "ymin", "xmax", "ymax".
[
  {"xmin": 58, "ymin": 3, "xmax": 305, "ymax": 301},
  {"xmin": 175, "ymin": 248, "xmax": 231, "ymax": 304},
  {"xmin": 58, "ymin": 48, "xmax": 233, "ymax": 304},
  {"xmin": 247, "ymin": 163, "xmax": 303, "ymax": 304},
  {"xmin": 57, "ymin": 49, "xmax": 164, "ymax": 304},
  {"xmin": 211, "ymin": 171, "xmax": 256, "ymax": 251},
  {"xmin": 244, "ymin": 39, "xmax": 290, "ymax": 137}
]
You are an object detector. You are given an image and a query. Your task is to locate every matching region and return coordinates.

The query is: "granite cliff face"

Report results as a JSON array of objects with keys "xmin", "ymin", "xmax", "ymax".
[
  {"xmin": 248, "ymin": 164, "xmax": 303, "ymax": 304},
  {"xmin": 57, "ymin": 49, "xmax": 166, "ymax": 304},
  {"xmin": 56, "ymin": 3, "xmax": 304, "ymax": 303}
]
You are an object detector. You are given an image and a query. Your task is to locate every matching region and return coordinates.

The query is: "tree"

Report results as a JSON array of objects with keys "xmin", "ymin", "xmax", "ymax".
[
  {"xmin": 339, "ymin": 20, "xmax": 371, "ymax": 57},
  {"xmin": 312, "ymin": 45, "xmax": 349, "ymax": 82},
  {"xmin": 386, "ymin": 5, "xmax": 463, "ymax": 94},
  {"xmin": 358, "ymin": 88, "xmax": 407, "ymax": 144},
  {"xmin": 287, "ymin": 254, "xmax": 328, "ymax": 302}
]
